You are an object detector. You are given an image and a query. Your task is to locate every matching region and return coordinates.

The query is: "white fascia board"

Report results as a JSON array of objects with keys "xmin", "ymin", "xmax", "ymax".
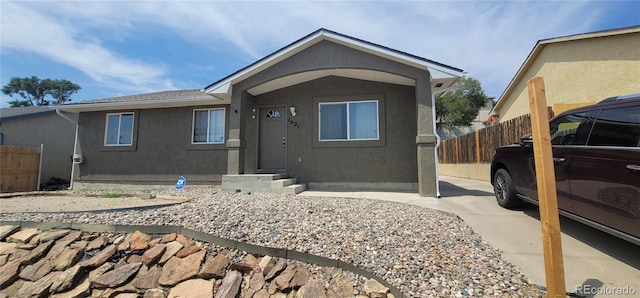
[
  {"xmin": 208, "ymin": 81, "xmax": 232, "ymax": 97},
  {"xmin": 58, "ymin": 96, "xmax": 227, "ymax": 113}
]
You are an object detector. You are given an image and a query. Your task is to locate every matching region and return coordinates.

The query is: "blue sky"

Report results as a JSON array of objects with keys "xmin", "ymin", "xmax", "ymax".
[{"xmin": 1, "ymin": 1, "xmax": 639, "ymax": 108}]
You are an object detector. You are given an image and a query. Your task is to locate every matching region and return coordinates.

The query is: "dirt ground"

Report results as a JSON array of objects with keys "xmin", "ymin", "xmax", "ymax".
[{"xmin": 0, "ymin": 194, "xmax": 189, "ymax": 213}]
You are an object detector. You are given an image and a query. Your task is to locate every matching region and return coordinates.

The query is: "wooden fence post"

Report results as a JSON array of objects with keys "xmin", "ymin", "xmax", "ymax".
[
  {"xmin": 475, "ymin": 130, "xmax": 480, "ymax": 163},
  {"xmin": 527, "ymin": 77, "xmax": 566, "ymax": 297}
]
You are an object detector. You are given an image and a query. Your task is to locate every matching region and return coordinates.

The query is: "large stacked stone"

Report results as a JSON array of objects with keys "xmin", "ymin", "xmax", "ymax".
[{"xmin": 0, "ymin": 225, "xmax": 393, "ymax": 298}]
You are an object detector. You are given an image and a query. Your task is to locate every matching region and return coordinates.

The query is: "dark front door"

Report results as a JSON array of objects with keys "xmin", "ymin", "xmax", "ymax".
[{"xmin": 258, "ymin": 106, "xmax": 286, "ymax": 172}]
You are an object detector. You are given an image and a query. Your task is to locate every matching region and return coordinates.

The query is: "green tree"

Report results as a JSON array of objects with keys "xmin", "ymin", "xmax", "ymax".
[
  {"xmin": 2, "ymin": 76, "xmax": 81, "ymax": 107},
  {"xmin": 436, "ymin": 77, "xmax": 489, "ymax": 129}
]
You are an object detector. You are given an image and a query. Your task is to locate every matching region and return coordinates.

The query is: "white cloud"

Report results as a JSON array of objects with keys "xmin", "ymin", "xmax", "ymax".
[
  {"xmin": 1, "ymin": 1, "xmax": 611, "ymax": 99},
  {"xmin": 1, "ymin": 2, "xmax": 174, "ymax": 94}
]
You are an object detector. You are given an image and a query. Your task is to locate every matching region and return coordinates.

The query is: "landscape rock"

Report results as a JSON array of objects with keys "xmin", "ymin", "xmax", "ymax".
[
  {"xmin": 198, "ymin": 250, "xmax": 229, "ymax": 279},
  {"xmin": 17, "ymin": 270, "xmax": 63, "ymax": 297},
  {"xmin": 89, "ymin": 262, "xmax": 113, "ymax": 281},
  {"xmin": 364, "ymin": 278, "xmax": 389, "ymax": 298},
  {"xmin": 7, "ymin": 228, "xmax": 39, "ymax": 243},
  {"xmin": 20, "ymin": 240, "xmax": 54, "ymax": 265},
  {"xmin": 142, "ymin": 243, "xmax": 166, "ymax": 266},
  {"xmin": 0, "ymin": 242, "xmax": 17, "ymax": 255},
  {"xmin": 159, "ymin": 233, "xmax": 176, "ymax": 243},
  {"xmin": 274, "ymin": 264, "xmax": 297, "ymax": 290},
  {"xmin": 215, "ymin": 270, "xmax": 242, "ymax": 298},
  {"xmin": 0, "ymin": 225, "xmax": 20, "ymax": 241},
  {"xmin": 46, "ymin": 230, "xmax": 81, "ymax": 259},
  {"xmin": 50, "ymin": 264, "xmax": 83, "ymax": 293},
  {"xmin": 143, "ymin": 288, "xmax": 167, "ymax": 298},
  {"xmin": 257, "ymin": 255, "xmax": 272, "ymax": 272},
  {"xmin": 51, "ymin": 277, "xmax": 91, "ymax": 298},
  {"xmin": 249, "ymin": 271, "xmax": 265, "ymax": 290},
  {"xmin": 296, "ymin": 278, "xmax": 328, "ymax": 298},
  {"xmin": 39, "ymin": 229, "xmax": 70, "ymax": 243},
  {"xmin": 291, "ymin": 266, "xmax": 311, "ymax": 287},
  {"xmin": 0, "ymin": 183, "xmax": 547, "ymax": 298},
  {"xmin": 92, "ymin": 262, "xmax": 142, "ymax": 288},
  {"xmin": 133, "ymin": 265, "xmax": 162, "ymax": 290},
  {"xmin": 19, "ymin": 258, "xmax": 52, "ymax": 281},
  {"xmin": 229, "ymin": 261, "xmax": 253, "ymax": 273},
  {"xmin": 158, "ymin": 249, "xmax": 205, "ymax": 286},
  {"xmin": 264, "ymin": 258, "xmax": 286, "ymax": 280},
  {"xmin": 130, "ymin": 231, "xmax": 151, "ymax": 251},
  {"xmin": 175, "ymin": 242, "xmax": 201, "ymax": 257},
  {"xmin": 167, "ymin": 278, "xmax": 214, "ymax": 298},
  {"xmin": 0, "ymin": 260, "xmax": 20, "ymax": 288},
  {"xmin": 158, "ymin": 241, "xmax": 183, "ymax": 264},
  {"xmin": 80, "ymin": 244, "xmax": 116, "ymax": 268},
  {"xmin": 328, "ymin": 273, "xmax": 355, "ymax": 297},
  {"xmin": 51, "ymin": 246, "xmax": 83, "ymax": 271},
  {"xmin": 86, "ymin": 236, "xmax": 105, "ymax": 251}
]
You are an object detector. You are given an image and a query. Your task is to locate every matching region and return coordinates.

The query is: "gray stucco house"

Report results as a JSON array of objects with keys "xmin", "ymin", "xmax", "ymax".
[
  {"xmin": 0, "ymin": 106, "xmax": 78, "ymax": 186},
  {"xmin": 59, "ymin": 29, "xmax": 463, "ymax": 197}
]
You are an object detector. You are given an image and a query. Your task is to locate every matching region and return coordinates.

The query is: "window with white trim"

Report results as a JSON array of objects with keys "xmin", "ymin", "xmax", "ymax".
[
  {"xmin": 105, "ymin": 112, "xmax": 134, "ymax": 146},
  {"xmin": 319, "ymin": 100, "xmax": 379, "ymax": 141},
  {"xmin": 192, "ymin": 108, "xmax": 225, "ymax": 144}
]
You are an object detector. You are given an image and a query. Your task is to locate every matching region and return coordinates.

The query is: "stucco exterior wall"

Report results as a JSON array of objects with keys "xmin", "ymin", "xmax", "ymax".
[
  {"xmin": 437, "ymin": 163, "xmax": 491, "ymax": 182},
  {"xmin": 0, "ymin": 112, "xmax": 76, "ymax": 184},
  {"xmin": 230, "ymin": 40, "xmax": 436, "ymax": 193},
  {"xmin": 497, "ymin": 32, "xmax": 640, "ymax": 121},
  {"xmin": 75, "ymin": 105, "xmax": 229, "ymax": 184},
  {"xmin": 246, "ymin": 76, "xmax": 418, "ymax": 185}
]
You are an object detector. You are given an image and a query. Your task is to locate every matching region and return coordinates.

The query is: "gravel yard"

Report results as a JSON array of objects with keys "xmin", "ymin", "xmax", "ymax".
[{"xmin": 0, "ymin": 186, "xmax": 543, "ymax": 297}]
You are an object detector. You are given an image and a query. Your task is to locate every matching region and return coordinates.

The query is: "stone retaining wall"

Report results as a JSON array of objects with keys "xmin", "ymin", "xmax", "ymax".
[{"xmin": 0, "ymin": 222, "xmax": 404, "ymax": 297}]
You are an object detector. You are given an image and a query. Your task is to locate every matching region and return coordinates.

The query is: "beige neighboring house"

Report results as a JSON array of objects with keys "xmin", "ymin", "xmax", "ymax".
[{"xmin": 492, "ymin": 25, "xmax": 640, "ymax": 121}]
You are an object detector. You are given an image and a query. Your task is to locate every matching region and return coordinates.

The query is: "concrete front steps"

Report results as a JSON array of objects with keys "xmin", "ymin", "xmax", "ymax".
[{"xmin": 221, "ymin": 174, "xmax": 307, "ymax": 195}]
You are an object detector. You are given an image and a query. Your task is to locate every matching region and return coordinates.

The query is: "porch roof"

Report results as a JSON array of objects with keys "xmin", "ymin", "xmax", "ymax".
[{"xmin": 204, "ymin": 28, "xmax": 464, "ymax": 101}]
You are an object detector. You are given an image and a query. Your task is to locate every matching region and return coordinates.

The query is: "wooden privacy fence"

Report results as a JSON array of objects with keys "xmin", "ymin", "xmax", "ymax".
[
  {"xmin": 439, "ymin": 114, "xmax": 532, "ymax": 164},
  {"xmin": 1, "ymin": 145, "xmax": 41, "ymax": 192}
]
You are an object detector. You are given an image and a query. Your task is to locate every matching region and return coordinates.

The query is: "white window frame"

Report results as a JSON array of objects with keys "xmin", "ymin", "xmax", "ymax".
[
  {"xmin": 318, "ymin": 100, "xmax": 380, "ymax": 141},
  {"xmin": 104, "ymin": 112, "xmax": 135, "ymax": 146},
  {"xmin": 192, "ymin": 108, "xmax": 226, "ymax": 144}
]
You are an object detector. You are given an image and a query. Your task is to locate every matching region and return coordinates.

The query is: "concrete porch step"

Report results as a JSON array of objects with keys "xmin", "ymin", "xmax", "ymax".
[
  {"xmin": 275, "ymin": 184, "xmax": 307, "ymax": 195},
  {"xmin": 222, "ymin": 174, "xmax": 284, "ymax": 182},
  {"xmin": 221, "ymin": 174, "xmax": 306, "ymax": 195}
]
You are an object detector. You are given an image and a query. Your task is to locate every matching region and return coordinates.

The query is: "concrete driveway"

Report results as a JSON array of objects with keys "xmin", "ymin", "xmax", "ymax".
[{"xmin": 303, "ymin": 176, "xmax": 640, "ymax": 297}]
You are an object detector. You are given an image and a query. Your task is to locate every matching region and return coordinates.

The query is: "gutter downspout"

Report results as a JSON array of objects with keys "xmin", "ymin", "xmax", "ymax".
[
  {"xmin": 431, "ymin": 85, "xmax": 458, "ymax": 199},
  {"xmin": 56, "ymin": 109, "xmax": 78, "ymax": 190}
]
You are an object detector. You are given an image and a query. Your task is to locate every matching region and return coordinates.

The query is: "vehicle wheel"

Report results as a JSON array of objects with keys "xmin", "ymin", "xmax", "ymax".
[{"xmin": 493, "ymin": 168, "xmax": 522, "ymax": 209}]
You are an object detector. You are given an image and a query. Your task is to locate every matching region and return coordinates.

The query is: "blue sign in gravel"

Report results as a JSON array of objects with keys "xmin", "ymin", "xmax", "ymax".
[{"xmin": 176, "ymin": 176, "xmax": 186, "ymax": 189}]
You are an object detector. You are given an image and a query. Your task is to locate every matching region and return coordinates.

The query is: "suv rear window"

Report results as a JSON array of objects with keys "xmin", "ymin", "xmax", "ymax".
[{"xmin": 588, "ymin": 106, "xmax": 640, "ymax": 147}]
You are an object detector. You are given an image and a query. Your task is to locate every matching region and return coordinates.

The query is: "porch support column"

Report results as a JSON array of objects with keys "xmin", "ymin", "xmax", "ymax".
[
  {"xmin": 415, "ymin": 72, "xmax": 437, "ymax": 197},
  {"xmin": 227, "ymin": 90, "xmax": 247, "ymax": 174}
]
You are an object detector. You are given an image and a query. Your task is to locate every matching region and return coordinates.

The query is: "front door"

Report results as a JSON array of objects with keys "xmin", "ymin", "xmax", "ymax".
[{"xmin": 258, "ymin": 106, "xmax": 286, "ymax": 172}]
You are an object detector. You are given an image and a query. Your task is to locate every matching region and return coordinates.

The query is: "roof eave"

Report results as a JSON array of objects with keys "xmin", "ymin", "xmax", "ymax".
[
  {"xmin": 204, "ymin": 29, "xmax": 464, "ymax": 95},
  {"xmin": 58, "ymin": 96, "xmax": 228, "ymax": 113}
]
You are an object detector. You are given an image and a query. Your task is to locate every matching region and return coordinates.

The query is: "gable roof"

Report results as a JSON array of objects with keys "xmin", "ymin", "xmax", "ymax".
[
  {"xmin": 0, "ymin": 105, "xmax": 56, "ymax": 121},
  {"xmin": 204, "ymin": 28, "xmax": 464, "ymax": 100},
  {"xmin": 58, "ymin": 89, "xmax": 218, "ymax": 112},
  {"xmin": 492, "ymin": 25, "xmax": 640, "ymax": 114}
]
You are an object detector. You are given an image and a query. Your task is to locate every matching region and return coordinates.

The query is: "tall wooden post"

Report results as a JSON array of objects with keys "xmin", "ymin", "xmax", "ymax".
[{"xmin": 527, "ymin": 77, "xmax": 566, "ymax": 297}]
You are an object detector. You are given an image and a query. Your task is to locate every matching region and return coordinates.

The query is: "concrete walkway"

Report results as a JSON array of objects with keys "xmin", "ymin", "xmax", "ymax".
[{"xmin": 301, "ymin": 176, "xmax": 640, "ymax": 297}]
